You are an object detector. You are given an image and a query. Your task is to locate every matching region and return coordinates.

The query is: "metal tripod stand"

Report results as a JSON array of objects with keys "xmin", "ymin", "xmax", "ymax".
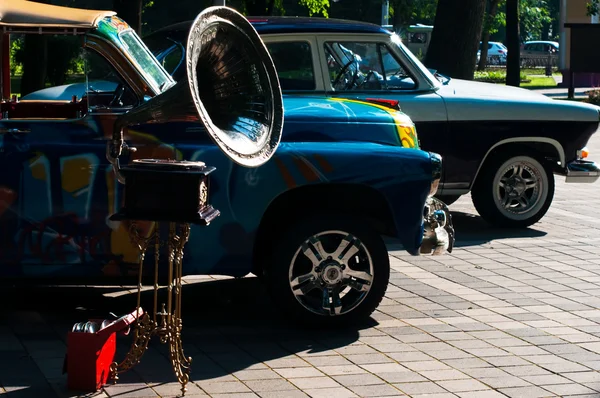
[{"xmin": 109, "ymin": 222, "xmax": 192, "ymax": 396}]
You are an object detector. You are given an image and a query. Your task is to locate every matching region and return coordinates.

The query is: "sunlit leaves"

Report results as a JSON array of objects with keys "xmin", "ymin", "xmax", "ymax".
[
  {"xmin": 587, "ymin": 0, "xmax": 600, "ymax": 16},
  {"xmin": 299, "ymin": 0, "xmax": 330, "ymax": 17}
]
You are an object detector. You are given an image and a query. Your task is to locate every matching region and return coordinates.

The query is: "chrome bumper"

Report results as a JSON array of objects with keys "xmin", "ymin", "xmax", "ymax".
[
  {"xmin": 565, "ymin": 159, "xmax": 600, "ymax": 183},
  {"xmin": 420, "ymin": 197, "xmax": 455, "ymax": 255}
]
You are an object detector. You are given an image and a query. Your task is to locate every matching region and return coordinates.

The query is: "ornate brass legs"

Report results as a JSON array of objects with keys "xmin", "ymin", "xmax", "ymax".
[{"xmin": 110, "ymin": 222, "xmax": 192, "ymax": 396}]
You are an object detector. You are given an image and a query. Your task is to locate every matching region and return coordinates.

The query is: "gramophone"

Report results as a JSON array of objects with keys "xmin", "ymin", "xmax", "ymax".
[{"xmin": 105, "ymin": 6, "xmax": 283, "ymax": 396}]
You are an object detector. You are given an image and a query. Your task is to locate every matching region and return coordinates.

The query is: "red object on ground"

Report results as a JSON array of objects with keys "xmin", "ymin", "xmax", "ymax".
[{"xmin": 66, "ymin": 308, "xmax": 142, "ymax": 392}]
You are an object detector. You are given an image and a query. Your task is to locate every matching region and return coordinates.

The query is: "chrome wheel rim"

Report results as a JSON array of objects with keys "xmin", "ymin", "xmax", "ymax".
[
  {"xmin": 493, "ymin": 157, "xmax": 547, "ymax": 221},
  {"xmin": 288, "ymin": 230, "xmax": 374, "ymax": 316}
]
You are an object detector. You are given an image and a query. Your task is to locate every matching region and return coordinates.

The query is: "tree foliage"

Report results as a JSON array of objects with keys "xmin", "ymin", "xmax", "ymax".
[
  {"xmin": 587, "ymin": 0, "xmax": 600, "ymax": 16},
  {"xmin": 298, "ymin": 0, "xmax": 330, "ymax": 16},
  {"xmin": 519, "ymin": 0, "xmax": 552, "ymax": 40},
  {"xmin": 478, "ymin": 0, "xmax": 503, "ymax": 71},
  {"xmin": 389, "ymin": 0, "xmax": 437, "ymax": 28},
  {"xmin": 492, "ymin": 0, "xmax": 553, "ymax": 42}
]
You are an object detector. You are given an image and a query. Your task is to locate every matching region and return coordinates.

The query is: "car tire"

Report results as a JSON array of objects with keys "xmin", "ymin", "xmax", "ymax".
[
  {"xmin": 264, "ymin": 215, "xmax": 389, "ymax": 326},
  {"xmin": 472, "ymin": 153, "xmax": 555, "ymax": 228},
  {"xmin": 435, "ymin": 195, "xmax": 461, "ymax": 206}
]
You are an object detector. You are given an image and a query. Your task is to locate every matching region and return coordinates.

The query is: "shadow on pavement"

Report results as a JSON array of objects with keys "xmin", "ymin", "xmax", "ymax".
[
  {"xmin": 1, "ymin": 277, "xmax": 367, "ymax": 395},
  {"xmin": 385, "ymin": 210, "xmax": 548, "ymax": 253},
  {"xmin": 449, "ymin": 211, "xmax": 547, "ymax": 247}
]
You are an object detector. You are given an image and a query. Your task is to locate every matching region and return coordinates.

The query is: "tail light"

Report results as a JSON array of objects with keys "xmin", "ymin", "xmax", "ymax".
[{"xmin": 364, "ymin": 98, "xmax": 400, "ymax": 111}]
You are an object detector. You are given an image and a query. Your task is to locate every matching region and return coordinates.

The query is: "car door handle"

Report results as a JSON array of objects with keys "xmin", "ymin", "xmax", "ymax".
[{"xmin": 0, "ymin": 128, "xmax": 30, "ymax": 134}]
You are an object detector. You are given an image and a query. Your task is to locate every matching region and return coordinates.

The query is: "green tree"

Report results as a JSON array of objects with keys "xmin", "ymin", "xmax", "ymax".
[
  {"xmin": 588, "ymin": 0, "xmax": 600, "ymax": 16},
  {"xmin": 519, "ymin": 0, "xmax": 552, "ymax": 41},
  {"xmin": 298, "ymin": 0, "xmax": 330, "ymax": 16},
  {"xmin": 390, "ymin": 0, "xmax": 437, "ymax": 28},
  {"xmin": 492, "ymin": 0, "xmax": 553, "ymax": 42},
  {"xmin": 478, "ymin": 0, "xmax": 504, "ymax": 71}
]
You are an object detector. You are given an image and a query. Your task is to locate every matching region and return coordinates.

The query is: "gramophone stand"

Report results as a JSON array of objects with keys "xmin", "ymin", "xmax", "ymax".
[{"xmin": 109, "ymin": 221, "xmax": 192, "ymax": 396}]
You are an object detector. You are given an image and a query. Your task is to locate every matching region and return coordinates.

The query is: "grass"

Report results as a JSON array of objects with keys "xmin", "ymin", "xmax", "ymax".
[
  {"xmin": 474, "ymin": 68, "xmax": 558, "ymax": 90},
  {"xmin": 474, "ymin": 70, "xmax": 528, "ymax": 84},
  {"xmin": 521, "ymin": 76, "xmax": 558, "ymax": 89},
  {"xmin": 485, "ymin": 66, "xmax": 561, "ymax": 76}
]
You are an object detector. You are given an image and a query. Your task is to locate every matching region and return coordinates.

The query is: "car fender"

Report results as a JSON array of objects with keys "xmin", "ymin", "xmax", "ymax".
[{"xmin": 181, "ymin": 141, "xmax": 434, "ymax": 276}]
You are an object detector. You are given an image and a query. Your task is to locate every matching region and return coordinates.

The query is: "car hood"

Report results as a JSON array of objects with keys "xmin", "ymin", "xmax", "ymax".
[
  {"xmin": 436, "ymin": 78, "xmax": 600, "ymax": 122},
  {"xmin": 20, "ymin": 81, "xmax": 117, "ymax": 100},
  {"xmin": 20, "ymin": 84, "xmax": 415, "ymax": 148}
]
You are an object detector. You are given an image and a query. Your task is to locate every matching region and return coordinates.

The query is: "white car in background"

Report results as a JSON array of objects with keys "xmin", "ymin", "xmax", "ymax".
[{"xmin": 477, "ymin": 41, "xmax": 508, "ymax": 65}]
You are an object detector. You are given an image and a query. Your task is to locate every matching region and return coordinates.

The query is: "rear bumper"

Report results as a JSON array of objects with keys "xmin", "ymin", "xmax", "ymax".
[
  {"xmin": 564, "ymin": 159, "xmax": 600, "ymax": 183},
  {"xmin": 419, "ymin": 197, "xmax": 455, "ymax": 255}
]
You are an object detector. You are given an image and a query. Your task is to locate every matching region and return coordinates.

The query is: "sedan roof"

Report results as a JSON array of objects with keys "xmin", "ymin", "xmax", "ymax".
[{"xmin": 150, "ymin": 16, "xmax": 390, "ymax": 36}]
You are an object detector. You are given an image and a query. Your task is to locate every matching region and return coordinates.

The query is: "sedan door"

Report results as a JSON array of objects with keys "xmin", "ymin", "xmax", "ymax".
[
  {"xmin": 312, "ymin": 34, "xmax": 450, "ymax": 183},
  {"xmin": 261, "ymin": 34, "xmax": 325, "ymax": 92}
]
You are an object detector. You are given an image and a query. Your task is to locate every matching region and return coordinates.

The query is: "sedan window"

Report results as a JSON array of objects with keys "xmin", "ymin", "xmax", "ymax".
[
  {"xmin": 323, "ymin": 41, "xmax": 416, "ymax": 91},
  {"xmin": 265, "ymin": 41, "xmax": 316, "ymax": 90}
]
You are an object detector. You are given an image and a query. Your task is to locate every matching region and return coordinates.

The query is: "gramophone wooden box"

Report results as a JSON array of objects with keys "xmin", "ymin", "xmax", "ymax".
[{"xmin": 110, "ymin": 159, "xmax": 220, "ymax": 225}]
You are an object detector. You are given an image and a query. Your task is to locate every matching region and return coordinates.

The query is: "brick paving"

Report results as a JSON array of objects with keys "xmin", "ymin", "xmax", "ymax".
[{"xmin": 1, "ymin": 134, "xmax": 600, "ymax": 398}]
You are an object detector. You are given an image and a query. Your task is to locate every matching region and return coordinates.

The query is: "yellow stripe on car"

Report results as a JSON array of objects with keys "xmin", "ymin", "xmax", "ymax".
[{"xmin": 329, "ymin": 97, "xmax": 419, "ymax": 149}]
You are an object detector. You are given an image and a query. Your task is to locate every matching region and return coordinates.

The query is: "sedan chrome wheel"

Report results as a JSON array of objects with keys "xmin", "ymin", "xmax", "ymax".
[
  {"xmin": 492, "ymin": 156, "xmax": 549, "ymax": 221},
  {"xmin": 473, "ymin": 152, "xmax": 554, "ymax": 228},
  {"xmin": 288, "ymin": 230, "xmax": 374, "ymax": 317}
]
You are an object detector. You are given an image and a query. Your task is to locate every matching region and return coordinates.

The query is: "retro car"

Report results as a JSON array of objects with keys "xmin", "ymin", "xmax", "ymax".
[
  {"xmin": 0, "ymin": 1, "xmax": 453, "ymax": 323},
  {"xmin": 145, "ymin": 17, "xmax": 600, "ymax": 228}
]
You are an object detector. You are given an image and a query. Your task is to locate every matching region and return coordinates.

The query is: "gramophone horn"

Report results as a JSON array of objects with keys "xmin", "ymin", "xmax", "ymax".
[{"xmin": 110, "ymin": 6, "xmax": 284, "ymax": 168}]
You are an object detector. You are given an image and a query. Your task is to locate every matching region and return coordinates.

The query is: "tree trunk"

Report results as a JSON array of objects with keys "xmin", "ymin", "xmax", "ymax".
[
  {"xmin": 424, "ymin": 0, "xmax": 486, "ymax": 80},
  {"xmin": 20, "ymin": 0, "xmax": 51, "ymax": 97},
  {"xmin": 505, "ymin": 0, "xmax": 520, "ymax": 86},
  {"xmin": 113, "ymin": 0, "xmax": 143, "ymax": 34},
  {"xmin": 20, "ymin": 36, "xmax": 48, "ymax": 97},
  {"xmin": 477, "ymin": 0, "xmax": 501, "ymax": 71},
  {"xmin": 541, "ymin": 22, "xmax": 550, "ymax": 41}
]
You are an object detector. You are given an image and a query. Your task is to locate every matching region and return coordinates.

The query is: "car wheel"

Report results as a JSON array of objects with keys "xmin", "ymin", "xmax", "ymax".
[
  {"xmin": 435, "ymin": 195, "xmax": 461, "ymax": 206},
  {"xmin": 472, "ymin": 153, "xmax": 554, "ymax": 228},
  {"xmin": 265, "ymin": 215, "xmax": 389, "ymax": 326}
]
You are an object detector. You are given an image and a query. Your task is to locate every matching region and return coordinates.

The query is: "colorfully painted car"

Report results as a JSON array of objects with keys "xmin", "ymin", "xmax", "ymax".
[
  {"xmin": 145, "ymin": 17, "xmax": 600, "ymax": 228},
  {"xmin": 0, "ymin": 1, "xmax": 453, "ymax": 323}
]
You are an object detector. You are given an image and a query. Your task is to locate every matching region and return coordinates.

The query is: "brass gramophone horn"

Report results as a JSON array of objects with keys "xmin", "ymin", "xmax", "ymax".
[
  {"xmin": 106, "ymin": 6, "xmax": 284, "ymax": 224},
  {"xmin": 108, "ymin": 6, "xmax": 284, "ymax": 171}
]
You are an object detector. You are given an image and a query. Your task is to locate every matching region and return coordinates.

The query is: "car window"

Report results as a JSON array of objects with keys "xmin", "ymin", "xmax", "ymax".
[
  {"xmin": 323, "ymin": 41, "xmax": 416, "ymax": 91},
  {"xmin": 265, "ymin": 41, "xmax": 315, "ymax": 90},
  {"xmin": 408, "ymin": 32, "xmax": 427, "ymax": 44},
  {"xmin": 488, "ymin": 43, "xmax": 493, "ymax": 50},
  {"xmin": 84, "ymin": 48, "xmax": 138, "ymax": 110},
  {"xmin": 6, "ymin": 34, "xmax": 136, "ymax": 120},
  {"xmin": 148, "ymin": 36, "xmax": 184, "ymax": 77}
]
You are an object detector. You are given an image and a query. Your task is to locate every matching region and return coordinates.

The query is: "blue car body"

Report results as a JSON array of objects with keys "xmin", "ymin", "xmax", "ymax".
[{"xmin": 0, "ymin": 14, "xmax": 446, "ymax": 281}]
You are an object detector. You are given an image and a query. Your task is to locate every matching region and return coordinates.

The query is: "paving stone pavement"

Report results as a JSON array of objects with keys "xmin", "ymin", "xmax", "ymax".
[{"xmin": 1, "ymin": 135, "xmax": 600, "ymax": 398}]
